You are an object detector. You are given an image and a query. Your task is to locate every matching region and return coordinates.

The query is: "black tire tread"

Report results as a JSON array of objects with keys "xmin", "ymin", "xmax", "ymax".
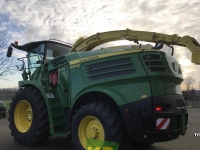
[
  {"xmin": 8, "ymin": 86, "xmax": 50, "ymax": 146},
  {"xmin": 71, "ymin": 101, "xmax": 123, "ymax": 150}
]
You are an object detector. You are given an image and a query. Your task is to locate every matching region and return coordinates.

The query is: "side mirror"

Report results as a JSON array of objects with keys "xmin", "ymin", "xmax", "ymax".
[
  {"xmin": 16, "ymin": 61, "xmax": 25, "ymax": 71},
  {"xmin": 154, "ymin": 40, "xmax": 164, "ymax": 49},
  {"xmin": 7, "ymin": 46, "xmax": 13, "ymax": 57}
]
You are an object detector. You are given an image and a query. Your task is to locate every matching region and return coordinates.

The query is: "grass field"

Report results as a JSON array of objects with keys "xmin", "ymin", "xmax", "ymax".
[{"xmin": 0, "ymin": 100, "xmax": 12, "ymax": 112}]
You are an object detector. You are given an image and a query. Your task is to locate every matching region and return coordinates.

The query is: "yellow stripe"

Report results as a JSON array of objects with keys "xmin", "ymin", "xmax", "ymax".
[{"xmin": 69, "ymin": 49, "xmax": 159, "ymax": 65}]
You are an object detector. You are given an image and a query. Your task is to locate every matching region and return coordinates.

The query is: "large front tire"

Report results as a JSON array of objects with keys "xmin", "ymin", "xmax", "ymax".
[
  {"xmin": 8, "ymin": 86, "xmax": 50, "ymax": 146},
  {"xmin": 71, "ymin": 102, "xmax": 123, "ymax": 150}
]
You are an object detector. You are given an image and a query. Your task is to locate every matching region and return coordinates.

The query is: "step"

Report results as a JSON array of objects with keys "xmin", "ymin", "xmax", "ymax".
[
  {"xmin": 54, "ymin": 124, "xmax": 67, "ymax": 133},
  {"xmin": 54, "ymin": 131, "xmax": 68, "ymax": 137},
  {"xmin": 49, "ymin": 100, "xmax": 61, "ymax": 109},
  {"xmin": 52, "ymin": 113, "xmax": 64, "ymax": 118}
]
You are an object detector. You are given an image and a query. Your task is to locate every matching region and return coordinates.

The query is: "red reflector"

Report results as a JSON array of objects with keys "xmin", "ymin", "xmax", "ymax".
[
  {"xmin": 156, "ymin": 106, "xmax": 162, "ymax": 111},
  {"xmin": 53, "ymin": 72, "xmax": 58, "ymax": 87}
]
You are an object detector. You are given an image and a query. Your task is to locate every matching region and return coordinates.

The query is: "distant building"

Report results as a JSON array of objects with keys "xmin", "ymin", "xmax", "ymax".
[{"xmin": 182, "ymin": 89, "xmax": 200, "ymax": 100}]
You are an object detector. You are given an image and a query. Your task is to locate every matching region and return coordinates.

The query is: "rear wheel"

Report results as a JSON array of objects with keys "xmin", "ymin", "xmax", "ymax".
[
  {"xmin": 3, "ymin": 114, "xmax": 6, "ymax": 118},
  {"xmin": 71, "ymin": 102, "xmax": 123, "ymax": 150},
  {"xmin": 8, "ymin": 86, "xmax": 50, "ymax": 146}
]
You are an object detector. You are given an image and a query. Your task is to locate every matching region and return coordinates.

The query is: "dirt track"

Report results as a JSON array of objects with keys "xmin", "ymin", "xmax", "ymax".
[{"xmin": 0, "ymin": 107, "xmax": 199, "ymax": 150}]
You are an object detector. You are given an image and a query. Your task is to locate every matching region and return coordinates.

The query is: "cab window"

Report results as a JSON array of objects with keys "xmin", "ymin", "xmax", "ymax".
[{"xmin": 45, "ymin": 42, "xmax": 71, "ymax": 60}]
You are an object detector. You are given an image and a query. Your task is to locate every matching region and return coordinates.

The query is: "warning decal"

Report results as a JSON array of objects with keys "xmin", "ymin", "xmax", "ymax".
[{"xmin": 156, "ymin": 118, "xmax": 170, "ymax": 130}]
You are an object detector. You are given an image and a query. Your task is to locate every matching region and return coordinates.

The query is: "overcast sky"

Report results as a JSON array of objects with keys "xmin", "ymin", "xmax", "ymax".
[{"xmin": 0, "ymin": 0, "xmax": 200, "ymax": 88}]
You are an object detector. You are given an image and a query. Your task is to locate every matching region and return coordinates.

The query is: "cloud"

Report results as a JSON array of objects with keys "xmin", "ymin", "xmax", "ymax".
[{"xmin": 0, "ymin": 0, "xmax": 200, "ymax": 86}]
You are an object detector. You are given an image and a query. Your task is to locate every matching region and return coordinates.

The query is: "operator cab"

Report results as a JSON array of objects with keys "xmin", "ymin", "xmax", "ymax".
[{"xmin": 7, "ymin": 39, "xmax": 72, "ymax": 79}]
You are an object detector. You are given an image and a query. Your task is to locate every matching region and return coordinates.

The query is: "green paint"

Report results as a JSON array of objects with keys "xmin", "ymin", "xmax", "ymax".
[
  {"xmin": 11, "ymin": 34, "xmax": 188, "ymax": 141},
  {"xmin": 86, "ymin": 138, "xmax": 119, "ymax": 150}
]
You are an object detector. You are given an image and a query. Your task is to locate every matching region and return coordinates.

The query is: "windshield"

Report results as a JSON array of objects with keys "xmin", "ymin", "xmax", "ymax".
[
  {"xmin": 0, "ymin": 103, "xmax": 4, "ymax": 107},
  {"xmin": 28, "ymin": 43, "xmax": 45, "ymax": 76}
]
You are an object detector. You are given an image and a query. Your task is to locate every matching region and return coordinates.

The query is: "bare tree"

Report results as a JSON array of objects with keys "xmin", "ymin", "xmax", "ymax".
[
  {"xmin": 183, "ymin": 76, "xmax": 195, "ymax": 91},
  {"xmin": 0, "ymin": 87, "xmax": 19, "ymax": 100},
  {"xmin": 0, "ymin": 28, "xmax": 17, "ymax": 79},
  {"xmin": 183, "ymin": 76, "xmax": 195, "ymax": 105}
]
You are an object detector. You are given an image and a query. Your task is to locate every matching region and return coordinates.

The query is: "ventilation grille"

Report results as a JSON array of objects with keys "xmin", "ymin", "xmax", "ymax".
[
  {"xmin": 142, "ymin": 54, "xmax": 166, "ymax": 72},
  {"xmin": 51, "ymin": 56, "xmax": 67, "ymax": 67},
  {"xmin": 85, "ymin": 58, "xmax": 135, "ymax": 80}
]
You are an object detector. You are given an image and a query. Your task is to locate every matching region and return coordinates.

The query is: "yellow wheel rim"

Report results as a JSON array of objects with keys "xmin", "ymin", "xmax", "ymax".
[
  {"xmin": 14, "ymin": 100, "xmax": 33, "ymax": 133},
  {"xmin": 78, "ymin": 116, "xmax": 105, "ymax": 148}
]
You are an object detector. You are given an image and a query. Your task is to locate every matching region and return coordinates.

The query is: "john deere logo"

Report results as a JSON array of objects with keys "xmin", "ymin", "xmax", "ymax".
[{"xmin": 86, "ymin": 138, "xmax": 119, "ymax": 150}]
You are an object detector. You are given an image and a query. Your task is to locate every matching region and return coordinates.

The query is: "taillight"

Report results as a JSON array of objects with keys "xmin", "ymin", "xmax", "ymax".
[{"xmin": 156, "ymin": 106, "xmax": 162, "ymax": 111}]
